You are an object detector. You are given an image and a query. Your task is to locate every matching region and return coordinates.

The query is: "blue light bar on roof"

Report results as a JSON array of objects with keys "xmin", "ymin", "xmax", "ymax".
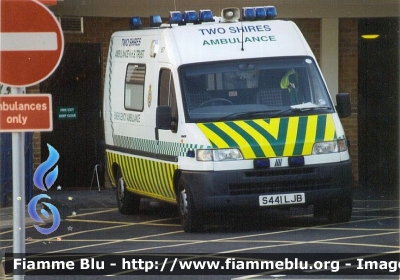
[
  {"xmin": 169, "ymin": 11, "xmax": 183, "ymax": 24},
  {"xmin": 129, "ymin": 17, "xmax": 142, "ymax": 29},
  {"xmin": 240, "ymin": 6, "xmax": 277, "ymax": 21},
  {"xmin": 265, "ymin": 6, "xmax": 277, "ymax": 19},
  {"xmin": 184, "ymin": 10, "xmax": 198, "ymax": 23},
  {"xmin": 150, "ymin": 15, "xmax": 162, "ymax": 27},
  {"xmin": 199, "ymin": 9, "xmax": 214, "ymax": 22},
  {"xmin": 242, "ymin": 7, "xmax": 256, "ymax": 21},
  {"xmin": 255, "ymin": 7, "xmax": 267, "ymax": 19}
]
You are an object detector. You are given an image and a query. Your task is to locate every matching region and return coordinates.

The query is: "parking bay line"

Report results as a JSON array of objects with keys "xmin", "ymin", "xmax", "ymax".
[
  {"xmin": 111, "ymin": 228, "xmax": 399, "ymax": 276},
  {"xmin": 21, "ymin": 210, "xmax": 399, "ymax": 257},
  {"xmin": 36, "ymin": 230, "xmax": 184, "ymax": 254},
  {"xmin": 20, "ymin": 217, "xmax": 183, "ymax": 253},
  {"xmin": 111, "ymin": 215, "xmax": 398, "ymax": 254},
  {"xmin": 26, "ymin": 214, "xmax": 395, "ymax": 277},
  {"xmin": 63, "ymin": 218, "xmax": 180, "ymax": 227},
  {"xmin": 234, "ymin": 250, "xmax": 400, "ymax": 280}
]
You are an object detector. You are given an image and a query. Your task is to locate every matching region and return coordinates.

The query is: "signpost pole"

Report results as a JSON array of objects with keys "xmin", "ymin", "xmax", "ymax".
[
  {"xmin": 0, "ymin": 1, "xmax": 63, "ymax": 277},
  {"xmin": 11, "ymin": 87, "xmax": 25, "ymax": 280}
]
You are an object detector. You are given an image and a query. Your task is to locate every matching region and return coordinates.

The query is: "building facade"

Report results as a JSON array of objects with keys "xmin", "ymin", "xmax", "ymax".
[{"xmin": 21, "ymin": 1, "xmax": 400, "ymax": 189}]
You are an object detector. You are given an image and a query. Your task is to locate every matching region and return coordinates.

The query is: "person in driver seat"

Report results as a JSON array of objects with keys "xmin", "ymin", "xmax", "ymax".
[{"xmin": 280, "ymin": 69, "xmax": 303, "ymax": 104}]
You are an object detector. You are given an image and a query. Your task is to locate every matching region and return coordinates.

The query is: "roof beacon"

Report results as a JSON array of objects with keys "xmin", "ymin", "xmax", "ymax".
[
  {"xmin": 242, "ymin": 6, "xmax": 277, "ymax": 21},
  {"xmin": 199, "ymin": 10, "xmax": 214, "ymax": 22},
  {"xmin": 254, "ymin": 6, "xmax": 267, "ymax": 19},
  {"xmin": 242, "ymin": 7, "xmax": 256, "ymax": 21},
  {"xmin": 129, "ymin": 17, "xmax": 142, "ymax": 30},
  {"xmin": 265, "ymin": 6, "xmax": 277, "ymax": 19},
  {"xmin": 184, "ymin": 10, "xmax": 199, "ymax": 24},
  {"xmin": 169, "ymin": 11, "xmax": 184, "ymax": 25},
  {"xmin": 150, "ymin": 15, "xmax": 162, "ymax": 27}
]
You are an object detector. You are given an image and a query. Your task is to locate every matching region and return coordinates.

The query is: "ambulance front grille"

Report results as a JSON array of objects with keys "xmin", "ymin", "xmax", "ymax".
[
  {"xmin": 244, "ymin": 168, "xmax": 315, "ymax": 177},
  {"xmin": 229, "ymin": 178, "xmax": 332, "ymax": 196}
]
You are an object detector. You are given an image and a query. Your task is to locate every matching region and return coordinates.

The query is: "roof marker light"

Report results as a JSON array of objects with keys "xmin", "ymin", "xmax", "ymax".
[
  {"xmin": 242, "ymin": 7, "xmax": 256, "ymax": 21},
  {"xmin": 129, "ymin": 17, "xmax": 142, "ymax": 30},
  {"xmin": 199, "ymin": 10, "xmax": 214, "ymax": 22},
  {"xmin": 184, "ymin": 10, "xmax": 198, "ymax": 24},
  {"xmin": 265, "ymin": 6, "xmax": 277, "ymax": 19},
  {"xmin": 169, "ymin": 11, "xmax": 184, "ymax": 25},
  {"xmin": 150, "ymin": 15, "xmax": 162, "ymax": 27}
]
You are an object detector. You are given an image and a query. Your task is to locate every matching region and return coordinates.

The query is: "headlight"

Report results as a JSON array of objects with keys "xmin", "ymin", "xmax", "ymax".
[
  {"xmin": 312, "ymin": 139, "xmax": 348, "ymax": 154},
  {"xmin": 213, "ymin": 148, "xmax": 243, "ymax": 161},
  {"xmin": 196, "ymin": 149, "xmax": 213, "ymax": 161},
  {"xmin": 196, "ymin": 148, "xmax": 243, "ymax": 161}
]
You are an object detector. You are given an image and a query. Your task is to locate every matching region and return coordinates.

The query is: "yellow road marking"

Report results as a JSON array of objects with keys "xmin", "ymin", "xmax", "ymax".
[
  {"xmin": 63, "ymin": 218, "xmax": 179, "ymax": 226},
  {"xmin": 65, "ymin": 208, "xmax": 118, "ymax": 218}
]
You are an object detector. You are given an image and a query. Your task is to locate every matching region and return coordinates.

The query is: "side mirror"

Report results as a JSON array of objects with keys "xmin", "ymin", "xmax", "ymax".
[
  {"xmin": 156, "ymin": 105, "xmax": 172, "ymax": 130},
  {"xmin": 336, "ymin": 93, "xmax": 351, "ymax": 118}
]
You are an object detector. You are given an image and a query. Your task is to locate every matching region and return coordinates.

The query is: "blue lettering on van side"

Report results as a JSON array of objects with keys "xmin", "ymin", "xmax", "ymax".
[
  {"xmin": 121, "ymin": 38, "xmax": 142, "ymax": 47},
  {"xmin": 198, "ymin": 25, "xmax": 271, "ymax": 36}
]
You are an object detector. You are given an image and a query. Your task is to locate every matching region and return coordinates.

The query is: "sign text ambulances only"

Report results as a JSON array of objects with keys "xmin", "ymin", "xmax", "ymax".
[{"xmin": 0, "ymin": 94, "xmax": 53, "ymax": 132}]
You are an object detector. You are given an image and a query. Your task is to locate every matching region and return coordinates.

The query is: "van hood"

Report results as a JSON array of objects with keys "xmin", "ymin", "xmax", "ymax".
[{"xmin": 197, "ymin": 114, "xmax": 337, "ymax": 159}]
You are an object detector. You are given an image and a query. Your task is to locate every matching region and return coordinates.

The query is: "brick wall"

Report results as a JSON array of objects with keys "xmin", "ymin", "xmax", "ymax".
[
  {"xmin": 27, "ymin": 16, "xmax": 360, "ymax": 185},
  {"xmin": 63, "ymin": 17, "xmax": 133, "ymax": 86},
  {"xmin": 293, "ymin": 19, "xmax": 321, "ymax": 64},
  {"xmin": 27, "ymin": 17, "xmax": 130, "ymax": 170},
  {"xmin": 294, "ymin": 18, "xmax": 359, "ymax": 185},
  {"xmin": 339, "ymin": 19, "xmax": 359, "ymax": 185}
]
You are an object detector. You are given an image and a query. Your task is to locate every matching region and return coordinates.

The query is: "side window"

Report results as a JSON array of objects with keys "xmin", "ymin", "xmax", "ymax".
[
  {"xmin": 125, "ymin": 64, "xmax": 145, "ymax": 111},
  {"xmin": 159, "ymin": 68, "xmax": 178, "ymax": 132}
]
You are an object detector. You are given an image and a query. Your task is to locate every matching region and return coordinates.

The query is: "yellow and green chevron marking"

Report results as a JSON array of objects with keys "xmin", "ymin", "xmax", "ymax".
[
  {"xmin": 197, "ymin": 114, "xmax": 336, "ymax": 159},
  {"xmin": 106, "ymin": 152, "xmax": 178, "ymax": 203}
]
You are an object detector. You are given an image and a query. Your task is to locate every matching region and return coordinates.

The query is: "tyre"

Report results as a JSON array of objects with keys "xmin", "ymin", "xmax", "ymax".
[
  {"xmin": 327, "ymin": 196, "xmax": 353, "ymax": 223},
  {"xmin": 115, "ymin": 168, "xmax": 140, "ymax": 215},
  {"xmin": 177, "ymin": 180, "xmax": 203, "ymax": 233},
  {"xmin": 313, "ymin": 203, "xmax": 328, "ymax": 219}
]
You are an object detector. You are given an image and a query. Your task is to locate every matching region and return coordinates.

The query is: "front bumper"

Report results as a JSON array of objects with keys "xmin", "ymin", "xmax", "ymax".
[{"xmin": 179, "ymin": 160, "xmax": 352, "ymax": 211}]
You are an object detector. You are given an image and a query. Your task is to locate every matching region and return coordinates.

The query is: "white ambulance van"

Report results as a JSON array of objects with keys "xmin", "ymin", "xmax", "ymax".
[{"xmin": 103, "ymin": 7, "xmax": 353, "ymax": 232}]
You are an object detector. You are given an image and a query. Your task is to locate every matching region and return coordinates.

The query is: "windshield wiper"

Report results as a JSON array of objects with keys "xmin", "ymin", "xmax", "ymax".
[
  {"xmin": 216, "ymin": 104, "xmax": 331, "ymax": 122},
  {"xmin": 270, "ymin": 104, "xmax": 332, "ymax": 118},
  {"xmin": 217, "ymin": 109, "xmax": 282, "ymax": 122},
  {"xmin": 290, "ymin": 102, "xmax": 331, "ymax": 111},
  {"xmin": 291, "ymin": 106, "xmax": 331, "ymax": 112}
]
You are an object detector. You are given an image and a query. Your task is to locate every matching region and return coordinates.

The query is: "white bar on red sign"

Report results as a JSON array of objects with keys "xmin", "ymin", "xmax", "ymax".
[{"xmin": 1, "ymin": 32, "xmax": 58, "ymax": 51}]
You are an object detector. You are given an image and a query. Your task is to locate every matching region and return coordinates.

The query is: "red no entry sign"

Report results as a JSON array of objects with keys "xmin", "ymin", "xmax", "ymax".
[{"xmin": 0, "ymin": 0, "xmax": 64, "ymax": 87}]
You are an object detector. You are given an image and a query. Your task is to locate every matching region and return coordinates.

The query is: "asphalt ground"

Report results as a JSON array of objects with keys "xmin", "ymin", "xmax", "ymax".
[
  {"xmin": 0, "ymin": 186, "xmax": 399, "ymax": 280},
  {"xmin": 0, "ymin": 186, "xmax": 398, "ymax": 229}
]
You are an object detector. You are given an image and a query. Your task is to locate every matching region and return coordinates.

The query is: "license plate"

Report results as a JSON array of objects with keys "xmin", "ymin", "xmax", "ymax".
[{"xmin": 259, "ymin": 193, "xmax": 305, "ymax": 206}]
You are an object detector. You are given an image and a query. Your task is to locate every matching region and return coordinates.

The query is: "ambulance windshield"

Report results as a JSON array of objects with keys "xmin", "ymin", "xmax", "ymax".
[{"xmin": 180, "ymin": 57, "xmax": 334, "ymax": 122}]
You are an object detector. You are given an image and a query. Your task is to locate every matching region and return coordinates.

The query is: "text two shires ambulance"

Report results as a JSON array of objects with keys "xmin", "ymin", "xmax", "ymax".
[{"xmin": 103, "ymin": 7, "xmax": 353, "ymax": 232}]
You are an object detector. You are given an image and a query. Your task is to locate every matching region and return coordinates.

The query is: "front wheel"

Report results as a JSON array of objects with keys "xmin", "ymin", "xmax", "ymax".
[
  {"xmin": 327, "ymin": 196, "xmax": 353, "ymax": 223},
  {"xmin": 177, "ymin": 180, "xmax": 203, "ymax": 233},
  {"xmin": 116, "ymin": 168, "xmax": 140, "ymax": 215}
]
